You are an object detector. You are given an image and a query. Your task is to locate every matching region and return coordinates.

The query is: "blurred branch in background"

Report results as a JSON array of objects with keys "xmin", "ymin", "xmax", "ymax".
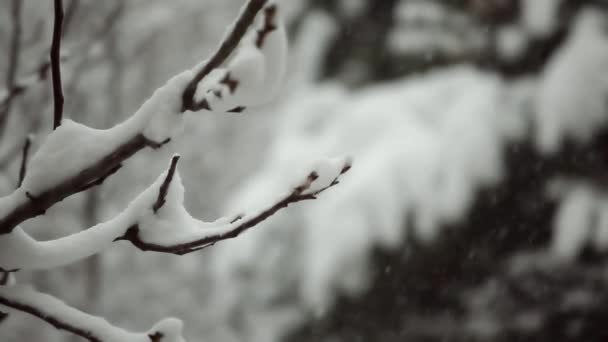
[{"xmin": 0, "ymin": 0, "xmax": 24, "ymax": 139}]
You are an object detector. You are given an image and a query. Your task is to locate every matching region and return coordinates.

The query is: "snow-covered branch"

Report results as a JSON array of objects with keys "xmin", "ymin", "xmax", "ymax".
[
  {"xmin": 0, "ymin": 156, "xmax": 351, "ymax": 270},
  {"xmin": 184, "ymin": 1, "xmax": 287, "ymax": 113},
  {"xmin": 0, "ymin": 1, "xmax": 349, "ymax": 340},
  {"xmin": 117, "ymin": 156, "xmax": 351, "ymax": 255},
  {"xmin": 0, "ymin": 285, "xmax": 186, "ymax": 342},
  {"xmin": 0, "ymin": 0, "xmax": 287, "ymax": 235},
  {"xmin": 181, "ymin": 0, "xmax": 269, "ymax": 112}
]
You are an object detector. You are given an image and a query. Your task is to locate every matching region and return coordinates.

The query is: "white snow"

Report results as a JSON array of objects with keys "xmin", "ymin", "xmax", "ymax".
[
  {"xmin": 521, "ymin": 0, "xmax": 560, "ymax": 37},
  {"xmin": 207, "ymin": 67, "xmax": 528, "ymax": 341},
  {"xmin": 497, "ymin": 25, "xmax": 527, "ymax": 61},
  {"xmin": 593, "ymin": 199, "xmax": 608, "ymax": 250},
  {"xmin": 389, "ymin": 1, "xmax": 481, "ymax": 56},
  {"xmin": 196, "ymin": 1, "xmax": 288, "ymax": 112},
  {"xmin": 535, "ymin": 8, "xmax": 608, "ymax": 153},
  {"xmin": 0, "ymin": 285, "xmax": 185, "ymax": 342},
  {"xmin": 0, "ymin": 150, "xmax": 348, "ymax": 270},
  {"xmin": 550, "ymin": 184, "xmax": 596, "ymax": 260}
]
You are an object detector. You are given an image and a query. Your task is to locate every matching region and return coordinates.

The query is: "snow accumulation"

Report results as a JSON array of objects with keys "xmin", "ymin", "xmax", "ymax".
[
  {"xmin": 205, "ymin": 10, "xmax": 608, "ymax": 341},
  {"xmin": 0, "ymin": 0, "xmax": 290, "ymax": 265},
  {"xmin": 389, "ymin": 1, "xmax": 482, "ymax": 56},
  {"xmin": 196, "ymin": 0, "xmax": 288, "ymax": 112},
  {"xmin": 0, "ymin": 0, "xmax": 289, "ymax": 225},
  {"xmin": 0, "ymin": 152, "xmax": 348, "ymax": 271},
  {"xmin": 550, "ymin": 183, "xmax": 597, "ymax": 260},
  {"xmin": 535, "ymin": 8, "xmax": 608, "ymax": 153},
  {"xmin": 521, "ymin": 0, "xmax": 560, "ymax": 37},
  {"xmin": 0, "ymin": 285, "xmax": 185, "ymax": 342}
]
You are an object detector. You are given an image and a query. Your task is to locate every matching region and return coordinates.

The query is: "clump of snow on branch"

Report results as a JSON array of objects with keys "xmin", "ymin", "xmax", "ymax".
[
  {"xmin": 535, "ymin": 8, "xmax": 608, "ymax": 153},
  {"xmin": 0, "ymin": 70, "xmax": 194, "ymax": 224},
  {"xmin": 196, "ymin": 2, "xmax": 288, "ymax": 112}
]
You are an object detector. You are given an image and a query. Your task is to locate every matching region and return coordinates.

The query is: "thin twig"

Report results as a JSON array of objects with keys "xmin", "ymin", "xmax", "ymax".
[
  {"xmin": 17, "ymin": 136, "xmax": 32, "ymax": 188},
  {"xmin": 153, "ymin": 155, "xmax": 180, "ymax": 213},
  {"xmin": 181, "ymin": 0, "xmax": 269, "ymax": 112},
  {"xmin": 51, "ymin": 0, "xmax": 65, "ymax": 130}
]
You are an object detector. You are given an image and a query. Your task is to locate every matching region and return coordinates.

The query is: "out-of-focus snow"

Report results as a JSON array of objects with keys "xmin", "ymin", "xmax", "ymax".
[
  {"xmin": 550, "ymin": 184, "xmax": 596, "ymax": 260},
  {"xmin": 207, "ymin": 66, "xmax": 531, "ymax": 341},
  {"xmin": 337, "ymin": 0, "xmax": 366, "ymax": 19},
  {"xmin": 535, "ymin": 8, "xmax": 608, "ymax": 153},
  {"xmin": 521, "ymin": 0, "xmax": 560, "ymax": 37},
  {"xmin": 205, "ymin": 8, "xmax": 608, "ymax": 336},
  {"xmin": 497, "ymin": 25, "xmax": 527, "ymax": 61},
  {"xmin": 549, "ymin": 181, "xmax": 608, "ymax": 261},
  {"xmin": 389, "ymin": 1, "xmax": 482, "ymax": 57}
]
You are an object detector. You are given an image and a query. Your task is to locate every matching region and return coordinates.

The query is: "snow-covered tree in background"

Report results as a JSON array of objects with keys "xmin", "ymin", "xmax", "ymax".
[{"xmin": 0, "ymin": 1, "xmax": 351, "ymax": 341}]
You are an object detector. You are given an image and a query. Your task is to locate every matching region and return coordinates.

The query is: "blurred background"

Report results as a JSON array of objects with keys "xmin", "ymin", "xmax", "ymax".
[{"xmin": 1, "ymin": 0, "xmax": 608, "ymax": 341}]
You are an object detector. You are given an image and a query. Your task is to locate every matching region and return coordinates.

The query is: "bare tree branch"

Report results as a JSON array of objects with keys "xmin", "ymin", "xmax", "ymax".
[
  {"xmin": 0, "ymin": 0, "xmax": 97, "ymax": 122},
  {"xmin": 5, "ymin": 0, "xmax": 22, "ymax": 95},
  {"xmin": 17, "ymin": 136, "xmax": 32, "ymax": 188},
  {"xmin": 153, "ymin": 155, "xmax": 180, "ymax": 213},
  {"xmin": 181, "ymin": 0, "xmax": 268, "ymax": 112},
  {"xmin": 0, "ymin": 57, "xmax": 57, "ymax": 117},
  {"xmin": 51, "ymin": 0, "xmax": 65, "ymax": 130}
]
